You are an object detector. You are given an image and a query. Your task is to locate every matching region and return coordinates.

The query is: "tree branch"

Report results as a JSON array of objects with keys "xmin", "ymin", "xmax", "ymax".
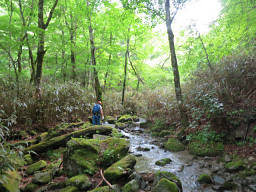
[{"xmin": 44, "ymin": 0, "xmax": 59, "ymax": 29}]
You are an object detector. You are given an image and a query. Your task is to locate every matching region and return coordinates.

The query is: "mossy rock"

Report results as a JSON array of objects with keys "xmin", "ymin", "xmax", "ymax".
[
  {"xmin": 45, "ymin": 147, "xmax": 66, "ymax": 161},
  {"xmin": 24, "ymin": 154, "xmax": 33, "ymax": 165},
  {"xmin": 88, "ymin": 186, "xmax": 115, "ymax": 192},
  {"xmin": 66, "ymin": 174, "xmax": 92, "ymax": 190},
  {"xmin": 153, "ymin": 171, "xmax": 182, "ymax": 190},
  {"xmin": 117, "ymin": 114, "xmax": 138, "ymax": 123},
  {"xmin": 0, "ymin": 170, "xmax": 21, "ymax": 192},
  {"xmin": 23, "ymin": 183, "xmax": 39, "ymax": 192},
  {"xmin": 32, "ymin": 171, "xmax": 52, "ymax": 184},
  {"xmin": 104, "ymin": 155, "xmax": 136, "ymax": 183},
  {"xmin": 122, "ymin": 179, "xmax": 140, "ymax": 192},
  {"xmin": 164, "ymin": 138, "xmax": 185, "ymax": 152},
  {"xmin": 221, "ymin": 181, "xmax": 237, "ymax": 190},
  {"xmin": 26, "ymin": 160, "xmax": 47, "ymax": 175},
  {"xmin": 106, "ymin": 116, "xmax": 116, "ymax": 124},
  {"xmin": 153, "ymin": 178, "xmax": 179, "ymax": 192},
  {"xmin": 115, "ymin": 122, "xmax": 129, "ymax": 130},
  {"xmin": 24, "ymin": 125, "xmax": 114, "ymax": 154},
  {"xmin": 63, "ymin": 137, "xmax": 130, "ymax": 176},
  {"xmin": 155, "ymin": 158, "xmax": 172, "ymax": 166},
  {"xmin": 60, "ymin": 186, "xmax": 79, "ymax": 192},
  {"xmin": 188, "ymin": 141, "xmax": 224, "ymax": 157},
  {"xmin": 224, "ymin": 160, "xmax": 245, "ymax": 172},
  {"xmin": 197, "ymin": 174, "xmax": 212, "ymax": 184}
]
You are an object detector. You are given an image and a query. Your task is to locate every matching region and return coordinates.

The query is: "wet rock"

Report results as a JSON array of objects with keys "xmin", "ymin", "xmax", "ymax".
[
  {"xmin": 153, "ymin": 171, "xmax": 182, "ymax": 190},
  {"xmin": 224, "ymin": 154, "xmax": 232, "ymax": 162},
  {"xmin": 188, "ymin": 141, "xmax": 224, "ymax": 157},
  {"xmin": 134, "ymin": 154, "xmax": 142, "ymax": 157},
  {"xmin": 65, "ymin": 174, "xmax": 91, "ymax": 190},
  {"xmin": 32, "ymin": 171, "xmax": 52, "ymax": 184},
  {"xmin": 136, "ymin": 146, "xmax": 150, "ymax": 151},
  {"xmin": 104, "ymin": 155, "xmax": 136, "ymax": 183},
  {"xmin": 153, "ymin": 178, "xmax": 179, "ymax": 192},
  {"xmin": 248, "ymin": 184, "xmax": 256, "ymax": 192},
  {"xmin": 155, "ymin": 158, "xmax": 172, "ymax": 166},
  {"xmin": 115, "ymin": 122, "xmax": 129, "ymax": 130},
  {"xmin": 177, "ymin": 165, "xmax": 184, "ymax": 172},
  {"xmin": 122, "ymin": 179, "xmax": 140, "ymax": 192},
  {"xmin": 224, "ymin": 160, "xmax": 245, "ymax": 172},
  {"xmin": 212, "ymin": 175, "xmax": 225, "ymax": 185},
  {"xmin": 26, "ymin": 160, "xmax": 47, "ymax": 175},
  {"xmin": 23, "ymin": 183, "xmax": 39, "ymax": 192},
  {"xmin": 63, "ymin": 137, "xmax": 130, "ymax": 176},
  {"xmin": 164, "ymin": 138, "xmax": 185, "ymax": 152},
  {"xmin": 24, "ymin": 125, "xmax": 114, "ymax": 154},
  {"xmin": 117, "ymin": 115, "xmax": 133, "ymax": 123},
  {"xmin": 0, "ymin": 170, "xmax": 21, "ymax": 192},
  {"xmin": 197, "ymin": 174, "xmax": 212, "ymax": 184}
]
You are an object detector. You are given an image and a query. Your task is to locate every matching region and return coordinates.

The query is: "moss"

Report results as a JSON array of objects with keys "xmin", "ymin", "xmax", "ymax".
[
  {"xmin": 188, "ymin": 141, "xmax": 224, "ymax": 157},
  {"xmin": 0, "ymin": 170, "xmax": 21, "ymax": 192},
  {"xmin": 24, "ymin": 125, "xmax": 113, "ymax": 154},
  {"xmin": 106, "ymin": 116, "xmax": 116, "ymax": 124},
  {"xmin": 88, "ymin": 186, "xmax": 115, "ymax": 192},
  {"xmin": 45, "ymin": 147, "xmax": 66, "ymax": 161},
  {"xmin": 26, "ymin": 160, "xmax": 47, "ymax": 175},
  {"xmin": 153, "ymin": 178, "xmax": 179, "ymax": 192},
  {"xmin": 115, "ymin": 122, "xmax": 129, "ymax": 129},
  {"xmin": 197, "ymin": 174, "xmax": 212, "ymax": 184},
  {"xmin": 60, "ymin": 186, "xmax": 79, "ymax": 192},
  {"xmin": 221, "ymin": 181, "xmax": 237, "ymax": 190},
  {"xmin": 24, "ymin": 183, "xmax": 39, "ymax": 192},
  {"xmin": 32, "ymin": 171, "xmax": 52, "ymax": 184},
  {"xmin": 239, "ymin": 168, "xmax": 256, "ymax": 177},
  {"xmin": 66, "ymin": 174, "xmax": 91, "ymax": 190},
  {"xmin": 225, "ymin": 160, "xmax": 245, "ymax": 172},
  {"xmin": 154, "ymin": 171, "xmax": 182, "ymax": 190},
  {"xmin": 24, "ymin": 154, "xmax": 33, "ymax": 165},
  {"xmin": 104, "ymin": 155, "xmax": 136, "ymax": 183},
  {"xmin": 122, "ymin": 179, "xmax": 140, "ymax": 192},
  {"xmin": 117, "ymin": 114, "xmax": 133, "ymax": 123},
  {"xmin": 155, "ymin": 158, "xmax": 172, "ymax": 166},
  {"xmin": 164, "ymin": 138, "xmax": 185, "ymax": 152}
]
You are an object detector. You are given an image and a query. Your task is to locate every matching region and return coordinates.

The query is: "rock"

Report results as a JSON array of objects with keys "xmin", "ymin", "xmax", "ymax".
[
  {"xmin": 23, "ymin": 183, "xmax": 39, "ymax": 192},
  {"xmin": 188, "ymin": 141, "xmax": 224, "ymax": 157},
  {"xmin": 117, "ymin": 114, "xmax": 139, "ymax": 123},
  {"xmin": 224, "ymin": 160, "xmax": 245, "ymax": 172},
  {"xmin": 248, "ymin": 184, "xmax": 256, "ymax": 192},
  {"xmin": 60, "ymin": 186, "xmax": 79, "ymax": 192},
  {"xmin": 0, "ymin": 170, "xmax": 21, "ymax": 192},
  {"xmin": 153, "ymin": 171, "xmax": 182, "ymax": 190},
  {"xmin": 140, "ymin": 121, "xmax": 151, "ymax": 129},
  {"xmin": 224, "ymin": 154, "xmax": 231, "ymax": 162},
  {"xmin": 88, "ymin": 186, "xmax": 115, "ymax": 192},
  {"xmin": 122, "ymin": 179, "xmax": 140, "ymax": 192},
  {"xmin": 155, "ymin": 158, "xmax": 172, "ymax": 166},
  {"xmin": 66, "ymin": 174, "xmax": 91, "ymax": 190},
  {"xmin": 105, "ymin": 116, "xmax": 116, "ymax": 124},
  {"xmin": 177, "ymin": 165, "xmax": 184, "ymax": 172},
  {"xmin": 26, "ymin": 160, "xmax": 47, "ymax": 175},
  {"xmin": 32, "ymin": 171, "xmax": 52, "ymax": 184},
  {"xmin": 164, "ymin": 138, "xmax": 185, "ymax": 152},
  {"xmin": 212, "ymin": 175, "xmax": 225, "ymax": 185},
  {"xmin": 24, "ymin": 154, "xmax": 33, "ymax": 165},
  {"xmin": 63, "ymin": 137, "xmax": 130, "ymax": 176},
  {"xmin": 136, "ymin": 146, "xmax": 150, "ymax": 151},
  {"xmin": 115, "ymin": 122, "xmax": 129, "ymax": 130},
  {"xmin": 220, "ymin": 181, "xmax": 237, "ymax": 190},
  {"xmin": 93, "ymin": 134, "xmax": 110, "ymax": 140},
  {"xmin": 153, "ymin": 178, "xmax": 179, "ymax": 192},
  {"xmin": 24, "ymin": 125, "xmax": 114, "ymax": 154},
  {"xmin": 198, "ymin": 174, "xmax": 212, "ymax": 184},
  {"xmin": 104, "ymin": 155, "xmax": 136, "ymax": 183}
]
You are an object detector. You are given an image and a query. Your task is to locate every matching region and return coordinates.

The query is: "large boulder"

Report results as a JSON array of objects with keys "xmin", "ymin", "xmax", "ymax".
[
  {"xmin": 24, "ymin": 125, "xmax": 114, "ymax": 154},
  {"xmin": 117, "ymin": 115, "xmax": 139, "ymax": 123},
  {"xmin": 63, "ymin": 137, "xmax": 130, "ymax": 177},
  {"xmin": 104, "ymin": 155, "xmax": 136, "ymax": 183},
  {"xmin": 65, "ymin": 174, "xmax": 92, "ymax": 190},
  {"xmin": 164, "ymin": 138, "xmax": 185, "ymax": 152},
  {"xmin": 153, "ymin": 171, "xmax": 182, "ymax": 191},
  {"xmin": 32, "ymin": 171, "xmax": 52, "ymax": 184}
]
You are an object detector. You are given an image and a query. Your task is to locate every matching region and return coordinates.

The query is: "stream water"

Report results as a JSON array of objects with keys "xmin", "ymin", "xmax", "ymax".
[{"xmin": 105, "ymin": 119, "xmax": 216, "ymax": 192}]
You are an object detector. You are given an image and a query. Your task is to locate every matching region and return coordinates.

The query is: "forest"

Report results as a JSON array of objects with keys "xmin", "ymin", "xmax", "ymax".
[{"xmin": 0, "ymin": 0, "xmax": 256, "ymax": 191}]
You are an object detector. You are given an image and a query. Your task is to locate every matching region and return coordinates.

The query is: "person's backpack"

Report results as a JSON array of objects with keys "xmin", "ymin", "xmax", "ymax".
[{"xmin": 92, "ymin": 104, "xmax": 101, "ymax": 115}]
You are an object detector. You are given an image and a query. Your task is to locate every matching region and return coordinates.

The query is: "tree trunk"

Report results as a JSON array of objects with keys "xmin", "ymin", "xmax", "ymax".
[
  {"xmin": 87, "ymin": 0, "xmax": 102, "ymax": 100},
  {"xmin": 122, "ymin": 28, "xmax": 130, "ymax": 105},
  {"xmin": 70, "ymin": 12, "xmax": 77, "ymax": 81},
  {"xmin": 198, "ymin": 32, "xmax": 213, "ymax": 71},
  {"xmin": 104, "ymin": 33, "xmax": 113, "ymax": 91},
  {"xmin": 165, "ymin": 0, "xmax": 188, "ymax": 127}
]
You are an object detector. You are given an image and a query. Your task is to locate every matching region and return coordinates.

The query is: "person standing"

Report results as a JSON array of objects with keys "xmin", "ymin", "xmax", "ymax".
[{"xmin": 92, "ymin": 100, "xmax": 104, "ymax": 125}]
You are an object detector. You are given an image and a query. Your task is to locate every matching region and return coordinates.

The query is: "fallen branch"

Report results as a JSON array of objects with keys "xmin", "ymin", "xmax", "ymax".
[
  {"xmin": 96, "ymin": 178, "xmax": 103, "ymax": 188},
  {"xmin": 100, "ymin": 169, "xmax": 114, "ymax": 189}
]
